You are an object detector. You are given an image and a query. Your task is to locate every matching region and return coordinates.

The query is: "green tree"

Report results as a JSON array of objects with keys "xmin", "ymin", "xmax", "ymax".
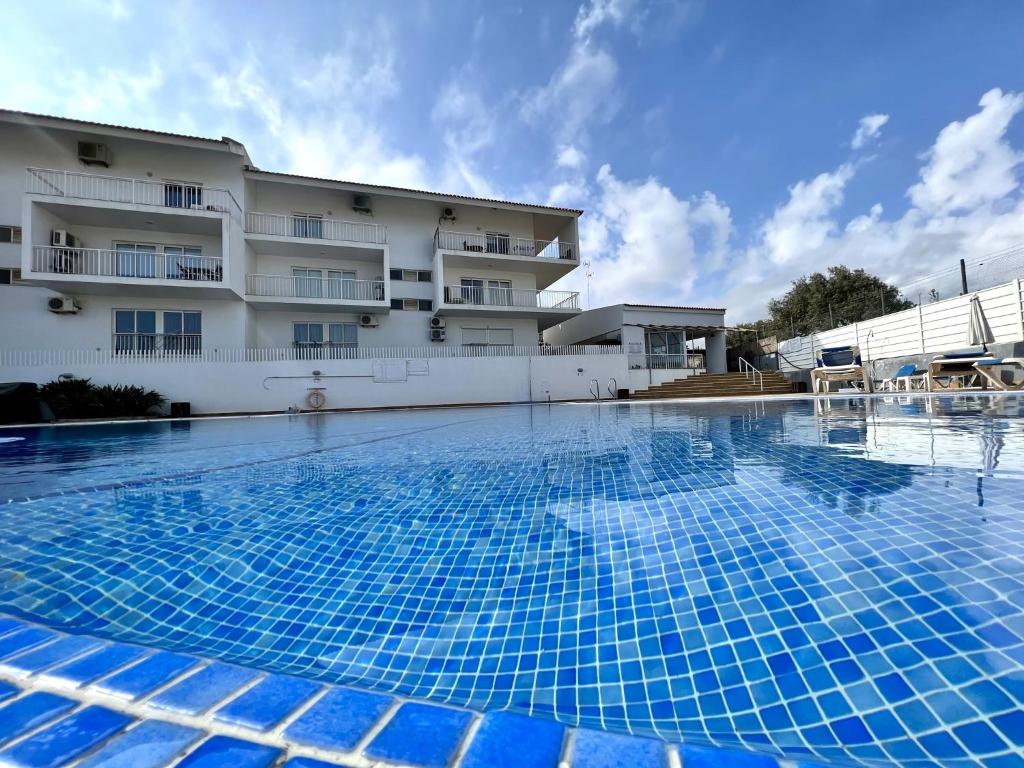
[{"xmin": 761, "ymin": 266, "xmax": 913, "ymax": 338}]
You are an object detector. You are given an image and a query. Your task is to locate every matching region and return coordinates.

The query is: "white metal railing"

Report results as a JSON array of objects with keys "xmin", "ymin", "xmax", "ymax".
[
  {"xmin": 0, "ymin": 345, "xmax": 624, "ymax": 366},
  {"xmin": 629, "ymin": 352, "xmax": 706, "ymax": 370},
  {"xmin": 435, "ymin": 230, "xmax": 577, "ymax": 260},
  {"xmin": 31, "ymin": 246, "xmax": 223, "ymax": 282},
  {"xmin": 778, "ymin": 278, "xmax": 1024, "ymax": 371},
  {"xmin": 246, "ymin": 274, "xmax": 385, "ymax": 301},
  {"xmin": 113, "ymin": 334, "xmax": 202, "ymax": 356},
  {"xmin": 443, "ymin": 285, "xmax": 579, "ymax": 310},
  {"xmin": 26, "ymin": 168, "xmax": 240, "ymax": 215},
  {"xmin": 245, "ymin": 212, "xmax": 387, "ymax": 245},
  {"xmin": 737, "ymin": 356, "xmax": 764, "ymax": 391}
]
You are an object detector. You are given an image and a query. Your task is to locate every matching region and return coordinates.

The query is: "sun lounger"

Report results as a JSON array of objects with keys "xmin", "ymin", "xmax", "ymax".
[
  {"xmin": 811, "ymin": 345, "xmax": 872, "ymax": 394},
  {"xmin": 973, "ymin": 358, "xmax": 1024, "ymax": 391},
  {"xmin": 880, "ymin": 363, "xmax": 927, "ymax": 392},
  {"xmin": 926, "ymin": 351, "xmax": 997, "ymax": 391}
]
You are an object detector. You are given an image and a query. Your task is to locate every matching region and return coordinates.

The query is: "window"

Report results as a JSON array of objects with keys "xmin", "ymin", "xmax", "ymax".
[
  {"xmin": 0, "ymin": 268, "xmax": 21, "ymax": 284},
  {"xmin": 390, "ymin": 269, "xmax": 432, "ymax": 282},
  {"xmin": 113, "ymin": 309, "xmax": 157, "ymax": 354},
  {"xmin": 486, "ymin": 232, "xmax": 510, "ymax": 255},
  {"xmin": 293, "ymin": 322, "xmax": 358, "ymax": 357},
  {"xmin": 163, "ymin": 246, "xmax": 204, "ymax": 280},
  {"xmin": 293, "ymin": 267, "xmax": 323, "ymax": 298},
  {"xmin": 0, "ymin": 225, "xmax": 22, "ymax": 244},
  {"xmin": 114, "ymin": 242, "xmax": 212, "ymax": 281},
  {"xmin": 162, "ymin": 311, "xmax": 202, "ymax": 354},
  {"xmin": 390, "ymin": 298, "xmax": 403, "ymax": 310},
  {"xmin": 113, "ymin": 310, "xmax": 201, "ymax": 355},
  {"xmin": 487, "ymin": 279, "xmax": 513, "ymax": 306},
  {"xmin": 293, "ymin": 268, "xmax": 356, "ymax": 298},
  {"xmin": 292, "ymin": 214, "xmax": 323, "ymax": 239},
  {"xmin": 389, "ymin": 268, "xmax": 403, "ymax": 281},
  {"xmin": 457, "ymin": 278, "xmax": 484, "ymax": 305},
  {"xmin": 390, "ymin": 298, "xmax": 434, "ymax": 311},
  {"xmin": 462, "ymin": 327, "xmax": 514, "ymax": 347},
  {"xmin": 418, "ymin": 299, "xmax": 433, "ymax": 311},
  {"xmin": 164, "ymin": 181, "xmax": 203, "ymax": 209},
  {"xmin": 114, "ymin": 243, "xmax": 158, "ymax": 278},
  {"xmin": 418, "ymin": 270, "xmax": 432, "ymax": 282}
]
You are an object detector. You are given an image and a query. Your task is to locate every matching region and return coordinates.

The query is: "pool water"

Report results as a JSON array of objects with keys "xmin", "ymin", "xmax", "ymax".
[{"xmin": 1, "ymin": 397, "xmax": 1024, "ymax": 767}]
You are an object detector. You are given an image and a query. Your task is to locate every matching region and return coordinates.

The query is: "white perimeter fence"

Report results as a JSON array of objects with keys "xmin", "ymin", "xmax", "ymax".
[{"xmin": 778, "ymin": 278, "xmax": 1024, "ymax": 371}]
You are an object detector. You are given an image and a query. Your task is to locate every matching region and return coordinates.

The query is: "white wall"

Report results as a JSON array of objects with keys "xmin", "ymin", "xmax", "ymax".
[{"xmin": 3, "ymin": 354, "xmax": 629, "ymax": 414}]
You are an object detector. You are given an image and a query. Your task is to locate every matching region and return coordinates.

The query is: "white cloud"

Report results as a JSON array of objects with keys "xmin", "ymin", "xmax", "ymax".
[
  {"xmin": 557, "ymin": 145, "xmax": 587, "ymax": 169},
  {"xmin": 431, "ymin": 80, "xmax": 499, "ymax": 196},
  {"xmin": 908, "ymin": 87, "xmax": 1024, "ymax": 215},
  {"xmin": 851, "ymin": 113, "xmax": 889, "ymax": 149},
  {"xmin": 573, "ymin": 0, "xmax": 641, "ymax": 40}
]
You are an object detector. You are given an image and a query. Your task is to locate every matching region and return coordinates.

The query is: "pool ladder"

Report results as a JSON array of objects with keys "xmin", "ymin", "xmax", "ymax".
[{"xmin": 590, "ymin": 378, "xmax": 619, "ymax": 400}]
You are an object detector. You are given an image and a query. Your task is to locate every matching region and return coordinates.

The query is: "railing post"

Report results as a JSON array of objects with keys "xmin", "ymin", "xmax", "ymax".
[
  {"xmin": 1018, "ymin": 278, "xmax": 1024, "ymax": 343},
  {"xmin": 917, "ymin": 305, "xmax": 926, "ymax": 353}
]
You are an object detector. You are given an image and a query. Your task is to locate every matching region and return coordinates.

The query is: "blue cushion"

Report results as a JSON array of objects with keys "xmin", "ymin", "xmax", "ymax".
[
  {"xmin": 974, "ymin": 359, "xmax": 1006, "ymax": 366},
  {"xmin": 936, "ymin": 350, "xmax": 985, "ymax": 359},
  {"xmin": 893, "ymin": 364, "xmax": 918, "ymax": 378}
]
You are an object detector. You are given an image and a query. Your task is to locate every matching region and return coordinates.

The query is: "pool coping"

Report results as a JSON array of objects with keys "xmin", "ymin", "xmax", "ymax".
[{"xmin": 0, "ymin": 613, "xmax": 827, "ymax": 768}]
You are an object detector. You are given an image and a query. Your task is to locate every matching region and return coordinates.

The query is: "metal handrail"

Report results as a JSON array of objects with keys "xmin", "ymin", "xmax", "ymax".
[
  {"xmin": 32, "ymin": 246, "xmax": 223, "ymax": 282},
  {"xmin": 737, "ymin": 356, "xmax": 764, "ymax": 391},
  {"xmin": 590, "ymin": 379, "xmax": 600, "ymax": 399},
  {"xmin": 246, "ymin": 274, "xmax": 385, "ymax": 301},
  {"xmin": 442, "ymin": 285, "xmax": 580, "ymax": 310},
  {"xmin": 607, "ymin": 378, "xmax": 617, "ymax": 397},
  {"xmin": 245, "ymin": 212, "xmax": 387, "ymax": 245},
  {"xmin": 434, "ymin": 229, "xmax": 577, "ymax": 260}
]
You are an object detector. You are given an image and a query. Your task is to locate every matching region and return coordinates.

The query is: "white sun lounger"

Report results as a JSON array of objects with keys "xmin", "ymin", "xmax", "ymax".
[
  {"xmin": 973, "ymin": 358, "xmax": 1024, "ymax": 391},
  {"xmin": 925, "ymin": 352, "xmax": 998, "ymax": 391}
]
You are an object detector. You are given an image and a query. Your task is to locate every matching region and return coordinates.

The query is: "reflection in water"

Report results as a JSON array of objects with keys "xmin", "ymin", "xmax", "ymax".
[{"xmin": 1, "ymin": 395, "xmax": 1024, "ymax": 766}]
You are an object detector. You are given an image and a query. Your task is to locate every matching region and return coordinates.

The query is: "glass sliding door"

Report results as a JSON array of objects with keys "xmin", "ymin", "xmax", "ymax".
[
  {"xmin": 487, "ymin": 279, "xmax": 513, "ymax": 306},
  {"xmin": 293, "ymin": 268, "xmax": 323, "ymax": 298},
  {"xmin": 115, "ymin": 243, "xmax": 157, "ymax": 278}
]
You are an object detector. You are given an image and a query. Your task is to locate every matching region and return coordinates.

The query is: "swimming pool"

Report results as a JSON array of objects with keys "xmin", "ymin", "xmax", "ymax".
[{"xmin": 1, "ymin": 396, "xmax": 1023, "ymax": 767}]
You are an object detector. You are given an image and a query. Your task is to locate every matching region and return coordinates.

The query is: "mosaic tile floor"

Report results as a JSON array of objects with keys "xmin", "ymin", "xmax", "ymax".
[{"xmin": 1, "ymin": 396, "xmax": 1024, "ymax": 767}]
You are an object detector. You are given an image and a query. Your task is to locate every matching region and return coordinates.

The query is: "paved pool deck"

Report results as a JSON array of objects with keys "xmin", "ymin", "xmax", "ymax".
[{"xmin": 0, "ymin": 614, "xmax": 829, "ymax": 768}]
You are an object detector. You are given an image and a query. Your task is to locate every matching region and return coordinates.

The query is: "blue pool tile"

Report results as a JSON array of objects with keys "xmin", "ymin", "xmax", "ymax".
[
  {"xmin": 94, "ymin": 651, "xmax": 199, "ymax": 700},
  {"xmin": 176, "ymin": 735, "xmax": 280, "ymax": 768},
  {"xmin": 952, "ymin": 721, "xmax": 1007, "ymax": 755},
  {"xmin": 0, "ymin": 628, "xmax": 56, "ymax": 661},
  {"xmin": 284, "ymin": 686, "xmax": 392, "ymax": 751},
  {"xmin": 148, "ymin": 662, "xmax": 258, "ymax": 715},
  {"xmin": 364, "ymin": 702, "xmax": 473, "ymax": 768},
  {"xmin": 77, "ymin": 720, "xmax": 203, "ymax": 768},
  {"xmin": 42, "ymin": 644, "xmax": 148, "ymax": 686},
  {"xmin": 0, "ymin": 692, "xmax": 77, "ymax": 747},
  {"xmin": 213, "ymin": 674, "xmax": 321, "ymax": 731},
  {"xmin": 678, "ymin": 743, "xmax": 777, "ymax": 767},
  {"xmin": 572, "ymin": 728, "xmax": 666, "ymax": 768},
  {"xmin": 0, "ymin": 705, "xmax": 133, "ymax": 767},
  {"xmin": 990, "ymin": 710, "xmax": 1024, "ymax": 747},
  {"xmin": 0, "ymin": 681, "xmax": 16, "ymax": 703},
  {"xmin": 0, "ymin": 618, "xmax": 24, "ymax": 637},
  {"xmin": 0, "ymin": 635, "xmax": 104, "ymax": 677},
  {"xmin": 281, "ymin": 759, "xmax": 340, "ymax": 768},
  {"xmin": 830, "ymin": 716, "xmax": 872, "ymax": 745},
  {"xmin": 461, "ymin": 710, "xmax": 565, "ymax": 768}
]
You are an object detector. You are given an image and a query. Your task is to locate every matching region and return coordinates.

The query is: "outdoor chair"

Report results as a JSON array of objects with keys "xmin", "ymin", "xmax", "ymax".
[
  {"xmin": 972, "ymin": 358, "xmax": 1024, "ymax": 391},
  {"xmin": 811, "ymin": 345, "xmax": 872, "ymax": 394},
  {"xmin": 879, "ymin": 363, "xmax": 927, "ymax": 392},
  {"xmin": 925, "ymin": 350, "xmax": 997, "ymax": 391}
]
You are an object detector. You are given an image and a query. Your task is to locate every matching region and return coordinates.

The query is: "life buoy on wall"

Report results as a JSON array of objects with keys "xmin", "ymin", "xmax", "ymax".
[{"xmin": 306, "ymin": 389, "xmax": 327, "ymax": 410}]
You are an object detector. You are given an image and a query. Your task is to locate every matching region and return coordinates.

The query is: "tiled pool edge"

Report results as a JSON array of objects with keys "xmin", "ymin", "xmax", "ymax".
[{"xmin": 0, "ymin": 613, "xmax": 829, "ymax": 768}]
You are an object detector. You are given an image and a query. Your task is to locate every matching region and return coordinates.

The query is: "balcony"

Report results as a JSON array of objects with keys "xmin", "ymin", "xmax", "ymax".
[
  {"xmin": 25, "ymin": 245, "xmax": 230, "ymax": 297},
  {"xmin": 113, "ymin": 333, "xmax": 202, "ymax": 356},
  {"xmin": 438, "ymin": 285, "xmax": 580, "ymax": 329},
  {"xmin": 26, "ymin": 168, "xmax": 239, "ymax": 217},
  {"xmin": 245, "ymin": 212, "xmax": 387, "ymax": 262},
  {"xmin": 245, "ymin": 274, "xmax": 388, "ymax": 313},
  {"xmin": 434, "ymin": 229, "xmax": 578, "ymax": 287}
]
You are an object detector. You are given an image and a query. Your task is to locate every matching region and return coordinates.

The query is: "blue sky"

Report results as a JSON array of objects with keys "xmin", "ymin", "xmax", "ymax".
[{"xmin": 4, "ymin": 0, "xmax": 1024, "ymax": 319}]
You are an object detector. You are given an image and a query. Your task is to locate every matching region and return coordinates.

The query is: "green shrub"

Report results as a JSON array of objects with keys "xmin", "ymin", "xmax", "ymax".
[
  {"xmin": 39, "ymin": 378, "xmax": 166, "ymax": 419},
  {"xmin": 39, "ymin": 377, "xmax": 100, "ymax": 419}
]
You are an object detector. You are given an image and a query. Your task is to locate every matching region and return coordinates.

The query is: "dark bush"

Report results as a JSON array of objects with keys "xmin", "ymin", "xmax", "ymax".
[
  {"xmin": 39, "ymin": 378, "xmax": 166, "ymax": 419},
  {"xmin": 38, "ymin": 377, "xmax": 100, "ymax": 419},
  {"xmin": 93, "ymin": 384, "xmax": 166, "ymax": 417}
]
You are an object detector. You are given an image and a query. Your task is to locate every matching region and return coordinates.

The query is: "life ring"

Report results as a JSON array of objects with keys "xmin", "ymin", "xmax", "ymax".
[{"xmin": 306, "ymin": 390, "xmax": 327, "ymax": 410}]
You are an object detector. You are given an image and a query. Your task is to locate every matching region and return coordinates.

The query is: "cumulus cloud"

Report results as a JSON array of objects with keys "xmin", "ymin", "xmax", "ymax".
[
  {"xmin": 573, "ymin": 0, "xmax": 641, "ymax": 40},
  {"xmin": 851, "ymin": 113, "xmax": 889, "ymax": 149},
  {"xmin": 557, "ymin": 145, "xmax": 587, "ymax": 169},
  {"xmin": 431, "ymin": 80, "xmax": 499, "ymax": 196}
]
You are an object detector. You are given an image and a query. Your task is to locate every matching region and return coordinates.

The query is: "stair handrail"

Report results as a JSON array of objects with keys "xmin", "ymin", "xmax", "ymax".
[
  {"xmin": 737, "ymin": 357, "xmax": 764, "ymax": 391},
  {"xmin": 589, "ymin": 379, "xmax": 601, "ymax": 399},
  {"xmin": 607, "ymin": 378, "xmax": 618, "ymax": 398}
]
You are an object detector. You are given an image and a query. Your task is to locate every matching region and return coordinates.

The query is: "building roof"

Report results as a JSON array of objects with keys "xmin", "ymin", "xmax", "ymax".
[
  {"xmin": 622, "ymin": 303, "xmax": 726, "ymax": 313},
  {"xmin": 243, "ymin": 167, "xmax": 583, "ymax": 216},
  {"xmin": 0, "ymin": 108, "xmax": 581, "ymax": 216}
]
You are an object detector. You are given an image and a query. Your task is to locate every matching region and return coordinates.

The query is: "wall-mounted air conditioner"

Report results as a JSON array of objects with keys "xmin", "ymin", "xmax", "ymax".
[
  {"xmin": 352, "ymin": 194, "xmax": 372, "ymax": 214},
  {"xmin": 47, "ymin": 296, "xmax": 81, "ymax": 314},
  {"xmin": 78, "ymin": 141, "xmax": 113, "ymax": 167},
  {"xmin": 430, "ymin": 328, "xmax": 446, "ymax": 342},
  {"xmin": 51, "ymin": 230, "xmax": 77, "ymax": 247},
  {"xmin": 359, "ymin": 314, "xmax": 379, "ymax": 327},
  {"xmin": 429, "ymin": 316, "xmax": 446, "ymax": 329}
]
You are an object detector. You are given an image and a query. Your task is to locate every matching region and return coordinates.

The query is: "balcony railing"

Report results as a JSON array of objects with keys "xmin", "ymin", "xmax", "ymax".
[
  {"xmin": 629, "ymin": 352, "xmax": 706, "ymax": 370},
  {"xmin": 435, "ymin": 230, "xmax": 577, "ymax": 260},
  {"xmin": 246, "ymin": 274, "xmax": 385, "ymax": 301},
  {"xmin": 32, "ymin": 246, "xmax": 223, "ymax": 282},
  {"xmin": 246, "ymin": 212, "xmax": 387, "ymax": 245},
  {"xmin": 113, "ymin": 333, "xmax": 202, "ymax": 356},
  {"xmin": 443, "ymin": 285, "xmax": 579, "ymax": 310},
  {"xmin": 26, "ymin": 168, "xmax": 240, "ymax": 215},
  {"xmin": 292, "ymin": 342, "xmax": 360, "ymax": 360}
]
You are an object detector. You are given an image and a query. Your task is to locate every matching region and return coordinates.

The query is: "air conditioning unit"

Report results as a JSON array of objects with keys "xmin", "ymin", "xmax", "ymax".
[
  {"xmin": 51, "ymin": 230, "xmax": 77, "ymax": 247},
  {"xmin": 429, "ymin": 316, "xmax": 446, "ymax": 329},
  {"xmin": 47, "ymin": 296, "xmax": 81, "ymax": 314},
  {"xmin": 352, "ymin": 194, "xmax": 372, "ymax": 214},
  {"xmin": 77, "ymin": 141, "xmax": 113, "ymax": 167},
  {"xmin": 430, "ymin": 328, "xmax": 446, "ymax": 342},
  {"xmin": 358, "ymin": 314, "xmax": 379, "ymax": 328}
]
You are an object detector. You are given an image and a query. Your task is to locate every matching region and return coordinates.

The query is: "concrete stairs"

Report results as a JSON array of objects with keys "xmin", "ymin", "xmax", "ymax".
[{"xmin": 633, "ymin": 371, "xmax": 793, "ymax": 399}]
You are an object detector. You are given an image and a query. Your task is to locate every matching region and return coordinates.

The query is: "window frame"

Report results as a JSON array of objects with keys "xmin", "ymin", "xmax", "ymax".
[{"xmin": 0, "ymin": 225, "xmax": 22, "ymax": 244}]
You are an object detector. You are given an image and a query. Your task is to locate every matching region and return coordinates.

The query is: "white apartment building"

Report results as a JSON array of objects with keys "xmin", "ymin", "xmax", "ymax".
[{"xmin": 0, "ymin": 110, "xmax": 582, "ymax": 361}]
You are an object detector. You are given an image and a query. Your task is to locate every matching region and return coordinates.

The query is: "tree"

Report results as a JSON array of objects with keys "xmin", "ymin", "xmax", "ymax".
[{"xmin": 760, "ymin": 266, "xmax": 913, "ymax": 338}]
